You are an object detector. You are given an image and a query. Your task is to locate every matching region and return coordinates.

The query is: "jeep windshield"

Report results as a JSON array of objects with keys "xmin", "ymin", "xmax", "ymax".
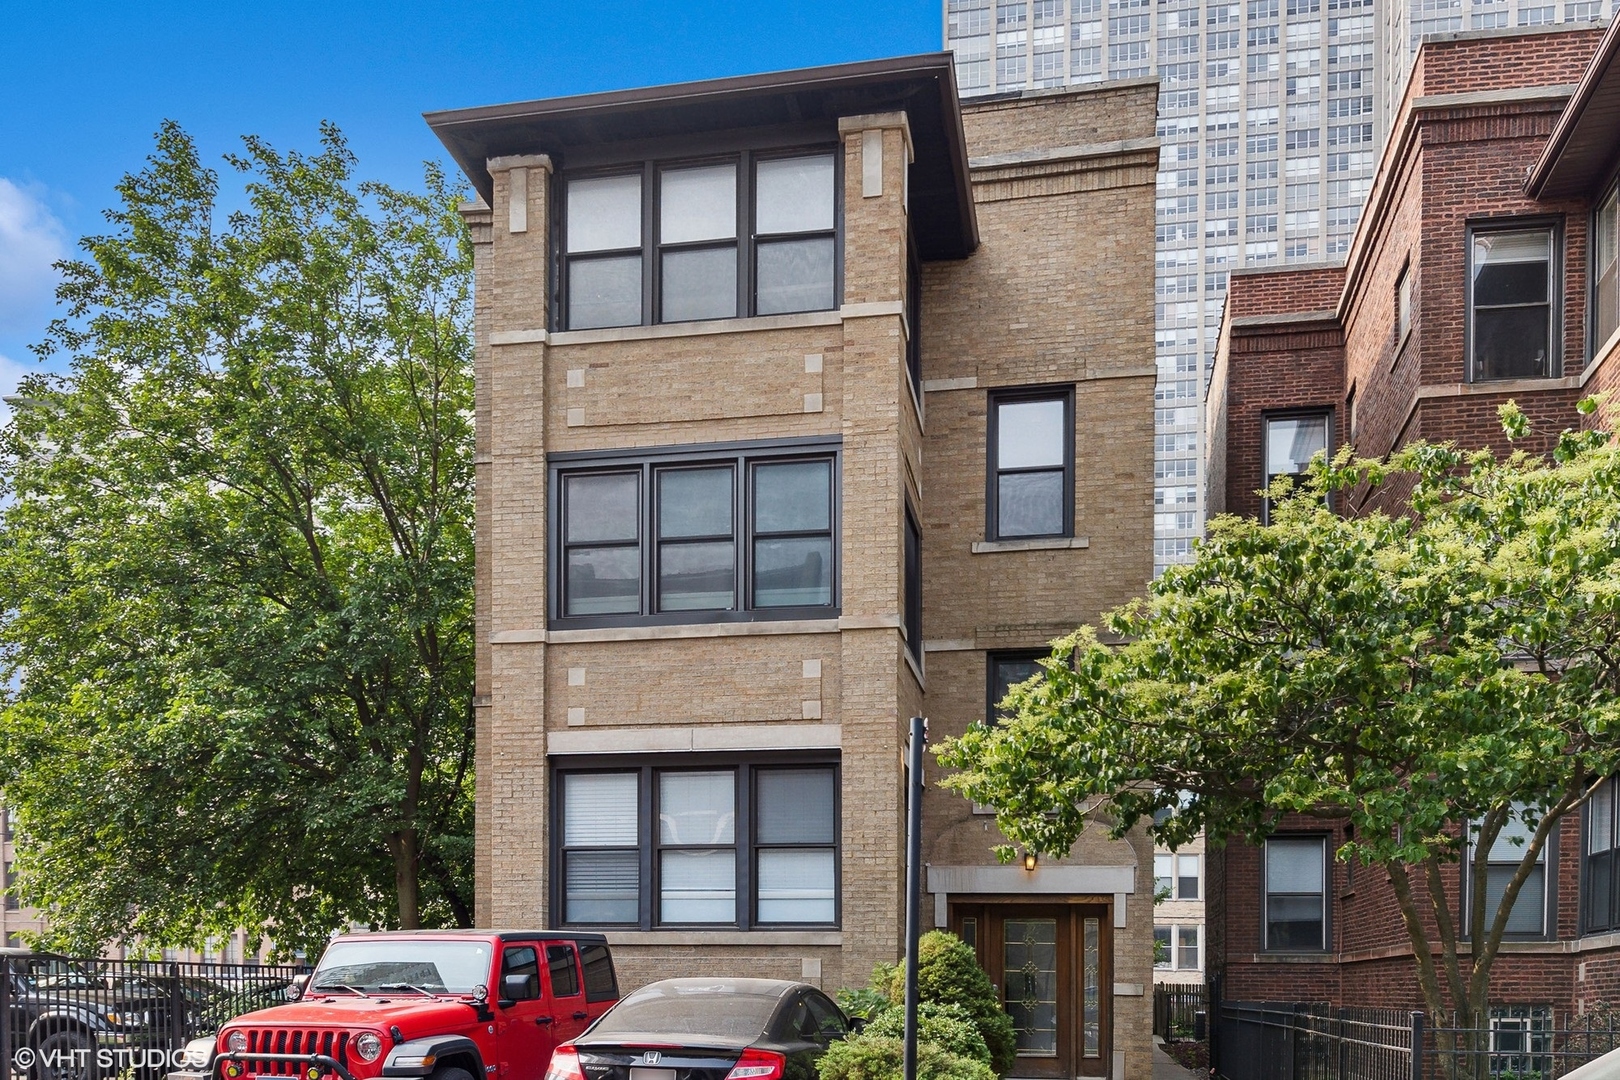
[{"xmin": 310, "ymin": 940, "xmax": 493, "ymax": 995}]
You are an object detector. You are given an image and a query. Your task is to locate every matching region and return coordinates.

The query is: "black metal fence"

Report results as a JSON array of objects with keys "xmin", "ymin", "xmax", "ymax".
[
  {"xmin": 1215, "ymin": 1000, "xmax": 1620, "ymax": 1080},
  {"xmin": 1156, "ymin": 983, "xmax": 1210, "ymax": 1042},
  {"xmin": 2, "ymin": 953, "xmax": 309, "ymax": 1080}
]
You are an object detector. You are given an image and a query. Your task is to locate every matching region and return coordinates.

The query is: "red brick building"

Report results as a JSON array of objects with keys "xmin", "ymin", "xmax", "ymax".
[{"xmin": 1204, "ymin": 18, "xmax": 1620, "ymax": 1021}]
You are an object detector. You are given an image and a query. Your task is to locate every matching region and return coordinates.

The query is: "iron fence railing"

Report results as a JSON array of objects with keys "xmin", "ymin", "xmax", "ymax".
[
  {"xmin": 1216, "ymin": 999, "xmax": 1620, "ymax": 1080},
  {"xmin": 1156, "ymin": 983, "xmax": 1210, "ymax": 1042},
  {"xmin": 1421, "ymin": 1008, "xmax": 1620, "ymax": 1080},
  {"xmin": 2, "ymin": 953, "xmax": 309, "ymax": 1080}
]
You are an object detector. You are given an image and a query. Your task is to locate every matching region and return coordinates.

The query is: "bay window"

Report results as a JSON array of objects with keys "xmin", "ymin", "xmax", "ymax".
[
  {"xmin": 555, "ymin": 758, "xmax": 839, "ymax": 929},
  {"xmin": 561, "ymin": 151, "xmax": 839, "ymax": 330},
  {"xmin": 552, "ymin": 440, "xmax": 839, "ymax": 627}
]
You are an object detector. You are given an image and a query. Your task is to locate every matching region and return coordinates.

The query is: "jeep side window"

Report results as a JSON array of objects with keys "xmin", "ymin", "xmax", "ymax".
[
  {"xmin": 579, "ymin": 943, "xmax": 617, "ymax": 1004},
  {"xmin": 546, "ymin": 945, "xmax": 581, "ymax": 998},
  {"xmin": 502, "ymin": 947, "xmax": 540, "ymax": 1002}
]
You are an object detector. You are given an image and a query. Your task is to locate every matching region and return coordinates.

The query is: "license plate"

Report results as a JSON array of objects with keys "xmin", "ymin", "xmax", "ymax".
[{"xmin": 631, "ymin": 1069, "xmax": 676, "ymax": 1080}]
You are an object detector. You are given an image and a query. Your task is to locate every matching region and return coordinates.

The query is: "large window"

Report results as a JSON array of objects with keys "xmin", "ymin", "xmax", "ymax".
[
  {"xmin": 555, "ymin": 759, "xmax": 839, "ymax": 929},
  {"xmin": 1595, "ymin": 186, "xmax": 1618, "ymax": 353},
  {"xmin": 1466, "ymin": 805, "xmax": 1550, "ymax": 938},
  {"xmin": 1264, "ymin": 836, "xmax": 1326, "ymax": 950},
  {"xmin": 1468, "ymin": 225, "xmax": 1557, "ymax": 381},
  {"xmin": 1585, "ymin": 775, "xmax": 1619, "ymax": 934},
  {"xmin": 1262, "ymin": 411, "xmax": 1329, "ymax": 522},
  {"xmin": 561, "ymin": 152, "xmax": 839, "ymax": 330},
  {"xmin": 987, "ymin": 388, "xmax": 1075, "ymax": 540},
  {"xmin": 552, "ymin": 441, "xmax": 838, "ymax": 626}
]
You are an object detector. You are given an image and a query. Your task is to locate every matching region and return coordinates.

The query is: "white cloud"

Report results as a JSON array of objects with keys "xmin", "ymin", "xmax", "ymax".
[{"xmin": 0, "ymin": 178, "xmax": 68, "ymax": 335}]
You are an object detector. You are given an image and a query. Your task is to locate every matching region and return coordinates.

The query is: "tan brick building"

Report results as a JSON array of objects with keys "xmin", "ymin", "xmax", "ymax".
[{"xmin": 427, "ymin": 54, "xmax": 1158, "ymax": 1079}]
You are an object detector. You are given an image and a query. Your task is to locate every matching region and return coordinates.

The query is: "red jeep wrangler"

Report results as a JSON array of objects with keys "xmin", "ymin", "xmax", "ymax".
[{"xmin": 171, "ymin": 932, "xmax": 617, "ymax": 1080}]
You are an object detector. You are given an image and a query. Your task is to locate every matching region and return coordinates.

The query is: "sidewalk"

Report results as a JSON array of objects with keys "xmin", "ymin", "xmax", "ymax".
[{"xmin": 1152, "ymin": 1041, "xmax": 1202, "ymax": 1080}]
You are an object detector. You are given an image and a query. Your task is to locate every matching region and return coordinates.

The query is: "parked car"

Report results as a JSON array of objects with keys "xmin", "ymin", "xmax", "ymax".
[
  {"xmin": 1, "ymin": 948, "xmax": 184, "ymax": 1080},
  {"xmin": 544, "ymin": 979, "xmax": 852, "ymax": 1080},
  {"xmin": 170, "ymin": 931, "xmax": 618, "ymax": 1080}
]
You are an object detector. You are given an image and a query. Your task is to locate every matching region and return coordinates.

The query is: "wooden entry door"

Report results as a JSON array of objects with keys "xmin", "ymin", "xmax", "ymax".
[{"xmin": 951, "ymin": 903, "xmax": 1112, "ymax": 1078}]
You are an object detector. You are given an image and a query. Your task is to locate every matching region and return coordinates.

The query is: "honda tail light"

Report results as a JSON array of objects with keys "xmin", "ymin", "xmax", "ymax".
[
  {"xmin": 545, "ymin": 1047, "xmax": 586, "ymax": 1080},
  {"xmin": 724, "ymin": 1050, "xmax": 786, "ymax": 1080}
]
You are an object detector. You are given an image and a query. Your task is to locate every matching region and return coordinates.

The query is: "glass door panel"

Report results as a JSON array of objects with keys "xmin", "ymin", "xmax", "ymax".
[{"xmin": 1004, "ymin": 918, "xmax": 1060, "ymax": 1056}]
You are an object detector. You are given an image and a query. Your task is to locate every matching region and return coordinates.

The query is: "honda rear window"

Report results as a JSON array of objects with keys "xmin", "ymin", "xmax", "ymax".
[{"xmin": 592, "ymin": 985, "xmax": 781, "ymax": 1040}]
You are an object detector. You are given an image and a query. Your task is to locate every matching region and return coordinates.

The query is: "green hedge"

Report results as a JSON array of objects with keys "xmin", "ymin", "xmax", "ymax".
[{"xmin": 825, "ymin": 931, "xmax": 1018, "ymax": 1080}]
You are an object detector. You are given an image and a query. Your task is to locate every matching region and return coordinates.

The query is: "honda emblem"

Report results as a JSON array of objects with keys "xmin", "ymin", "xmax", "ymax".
[{"xmin": 640, "ymin": 1053, "xmax": 662, "ymax": 1066}]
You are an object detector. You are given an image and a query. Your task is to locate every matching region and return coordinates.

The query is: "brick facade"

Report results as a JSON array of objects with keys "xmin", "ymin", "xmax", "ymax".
[
  {"xmin": 430, "ymin": 59, "xmax": 1160, "ymax": 1077},
  {"xmin": 1205, "ymin": 21, "xmax": 1620, "ymax": 1020}
]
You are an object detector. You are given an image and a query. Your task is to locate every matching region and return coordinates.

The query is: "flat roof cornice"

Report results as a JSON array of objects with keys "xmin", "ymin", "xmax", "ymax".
[{"xmin": 425, "ymin": 54, "xmax": 978, "ymax": 259}]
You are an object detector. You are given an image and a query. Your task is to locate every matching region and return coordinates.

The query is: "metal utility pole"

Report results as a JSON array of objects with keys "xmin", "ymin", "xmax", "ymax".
[{"xmin": 902, "ymin": 716, "xmax": 927, "ymax": 1080}]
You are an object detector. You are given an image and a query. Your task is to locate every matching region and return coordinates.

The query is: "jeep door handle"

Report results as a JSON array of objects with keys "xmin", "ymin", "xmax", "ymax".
[
  {"xmin": 536, "ymin": 1017, "xmax": 554, "ymax": 1026},
  {"xmin": 573, "ymin": 1012, "xmax": 588, "ymax": 1021}
]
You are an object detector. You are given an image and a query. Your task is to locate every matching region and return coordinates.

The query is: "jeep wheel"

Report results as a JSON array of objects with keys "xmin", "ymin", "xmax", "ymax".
[
  {"xmin": 428, "ymin": 1066, "xmax": 475, "ymax": 1080},
  {"xmin": 32, "ymin": 1029, "xmax": 99, "ymax": 1080}
]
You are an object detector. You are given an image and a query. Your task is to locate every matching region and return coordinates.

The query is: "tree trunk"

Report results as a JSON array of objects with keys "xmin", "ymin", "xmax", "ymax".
[{"xmin": 391, "ymin": 829, "xmax": 421, "ymax": 929}]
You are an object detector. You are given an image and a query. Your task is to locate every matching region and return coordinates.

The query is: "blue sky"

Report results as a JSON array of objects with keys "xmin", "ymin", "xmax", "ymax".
[{"xmin": 0, "ymin": 0, "xmax": 940, "ymax": 400}]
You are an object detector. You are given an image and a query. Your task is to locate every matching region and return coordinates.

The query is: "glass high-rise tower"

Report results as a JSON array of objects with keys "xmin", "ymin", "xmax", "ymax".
[{"xmin": 945, "ymin": 0, "xmax": 1615, "ymax": 575}]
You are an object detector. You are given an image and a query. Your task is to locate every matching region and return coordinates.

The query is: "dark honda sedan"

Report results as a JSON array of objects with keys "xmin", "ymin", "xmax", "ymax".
[{"xmin": 544, "ymin": 978, "xmax": 852, "ymax": 1080}]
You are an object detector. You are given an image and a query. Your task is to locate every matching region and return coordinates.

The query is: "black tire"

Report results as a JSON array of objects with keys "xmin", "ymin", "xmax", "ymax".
[
  {"xmin": 32, "ymin": 1029, "xmax": 99, "ymax": 1080},
  {"xmin": 429, "ymin": 1066, "xmax": 476, "ymax": 1080}
]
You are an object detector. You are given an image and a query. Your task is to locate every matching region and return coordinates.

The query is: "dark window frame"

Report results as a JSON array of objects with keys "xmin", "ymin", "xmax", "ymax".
[
  {"xmin": 549, "ymin": 437, "xmax": 841, "ymax": 629},
  {"xmin": 1583, "ymin": 775, "xmax": 1620, "ymax": 936},
  {"xmin": 653, "ymin": 766, "xmax": 740, "ymax": 927},
  {"xmin": 986, "ymin": 649, "xmax": 1049, "ymax": 725},
  {"xmin": 556, "ymin": 146, "xmax": 844, "ymax": 332},
  {"xmin": 1260, "ymin": 407, "xmax": 1332, "ymax": 524},
  {"xmin": 1262, "ymin": 833, "xmax": 1329, "ymax": 952},
  {"xmin": 1464, "ymin": 217, "xmax": 1563, "ymax": 383},
  {"xmin": 551, "ymin": 753, "xmax": 842, "ymax": 932},
  {"xmin": 985, "ymin": 385, "xmax": 1076, "ymax": 541},
  {"xmin": 904, "ymin": 504, "xmax": 923, "ymax": 664}
]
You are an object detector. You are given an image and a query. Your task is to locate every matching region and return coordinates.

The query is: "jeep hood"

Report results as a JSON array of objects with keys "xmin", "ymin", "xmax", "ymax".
[{"xmin": 228, "ymin": 996, "xmax": 481, "ymax": 1033}]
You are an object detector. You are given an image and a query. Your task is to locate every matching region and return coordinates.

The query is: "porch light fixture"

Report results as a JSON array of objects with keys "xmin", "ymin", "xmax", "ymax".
[{"xmin": 1023, "ymin": 851, "xmax": 1038, "ymax": 871}]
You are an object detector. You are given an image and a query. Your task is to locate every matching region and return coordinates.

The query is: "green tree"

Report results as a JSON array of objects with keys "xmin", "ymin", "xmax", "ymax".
[
  {"xmin": 0, "ymin": 121, "xmax": 475, "ymax": 956},
  {"xmin": 938, "ymin": 403, "xmax": 1620, "ymax": 1061}
]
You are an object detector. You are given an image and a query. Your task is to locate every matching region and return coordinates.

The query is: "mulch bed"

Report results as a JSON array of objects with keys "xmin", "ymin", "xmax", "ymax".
[{"xmin": 1164, "ymin": 1039, "xmax": 1209, "ymax": 1076}]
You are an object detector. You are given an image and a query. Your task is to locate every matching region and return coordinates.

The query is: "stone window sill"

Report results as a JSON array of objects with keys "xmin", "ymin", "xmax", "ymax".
[{"xmin": 971, "ymin": 536, "xmax": 1090, "ymax": 554}]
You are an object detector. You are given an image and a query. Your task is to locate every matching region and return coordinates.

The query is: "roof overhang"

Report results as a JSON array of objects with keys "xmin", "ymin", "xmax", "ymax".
[
  {"xmin": 424, "ymin": 53, "xmax": 978, "ymax": 260},
  {"xmin": 1525, "ymin": 17, "xmax": 1620, "ymax": 199}
]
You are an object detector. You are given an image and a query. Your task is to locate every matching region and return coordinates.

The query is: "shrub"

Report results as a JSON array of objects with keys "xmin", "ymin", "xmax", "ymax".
[
  {"xmin": 836, "ymin": 986, "xmax": 893, "ymax": 1022},
  {"xmin": 880, "ymin": 932, "xmax": 1018, "ymax": 1077},
  {"xmin": 816, "ymin": 1036, "xmax": 996, "ymax": 1080},
  {"xmin": 863, "ymin": 1003, "xmax": 991, "ymax": 1066}
]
